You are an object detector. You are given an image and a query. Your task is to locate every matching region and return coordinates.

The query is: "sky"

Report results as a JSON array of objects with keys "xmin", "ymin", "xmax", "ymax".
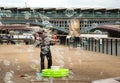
[{"xmin": 0, "ymin": 0, "xmax": 120, "ymax": 8}]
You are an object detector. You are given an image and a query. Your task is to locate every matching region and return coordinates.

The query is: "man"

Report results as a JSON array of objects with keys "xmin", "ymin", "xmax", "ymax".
[{"xmin": 37, "ymin": 29, "xmax": 52, "ymax": 72}]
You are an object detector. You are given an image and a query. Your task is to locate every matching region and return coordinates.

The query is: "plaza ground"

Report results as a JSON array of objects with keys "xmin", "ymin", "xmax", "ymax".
[{"xmin": 0, "ymin": 44, "xmax": 120, "ymax": 83}]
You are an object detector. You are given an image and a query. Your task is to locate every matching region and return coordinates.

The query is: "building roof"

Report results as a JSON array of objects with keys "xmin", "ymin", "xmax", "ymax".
[
  {"xmin": 81, "ymin": 8, "xmax": 94, "ymax": 11},
  {"xmin": 56, "ymin": 8, "xmax": 66, "ymax": 11},
  {"xmin": 107, "ymin": 8, "xmax": 119, "ymax": 12},
  {"xmin": 74, "ymin": 8, "xmax": 81, "ymax": 12},
  {"xmin": 17, "ymin": 8, "xmax": 31, "ymax": 11},
  {"xmin": 4, "ymin": 7, "xmax": 18, "ymax": 10},
  {"xmin": 94, "ymin": 8, "xmax": 106, "ymax": 12},
  {"xmin": 0, "ymin": 7, "xmax": 120, "ymax": 11},
  {"xmin": 34, "ymin": 8, "xmax": 43, "ymax": 11},
  {"xmin": 43, "ymin": 8, "xmax": 56, "ymax": 11}
]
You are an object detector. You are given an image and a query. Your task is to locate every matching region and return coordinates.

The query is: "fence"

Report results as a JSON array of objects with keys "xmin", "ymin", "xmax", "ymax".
[
  {"xmin": 82, "ymin": 38, "xmax": 120, "ymax": 56},
  {"xmin": 61, "ymin": 37, "xmax": 120, "ymax": 56}
]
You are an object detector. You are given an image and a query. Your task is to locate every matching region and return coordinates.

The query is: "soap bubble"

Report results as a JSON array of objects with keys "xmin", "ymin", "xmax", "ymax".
[
  {"xmin": 43, "ymin": 78, "xmax": 49, "ymax": 82},
  {"xmin": 10, "ymin": 70, "xmax": 14, "ymax": 74},
  {"xmin": 35, "ymin": 19, "xmax": 38, "ymax": 23},
  {"xmin": 49, "ymin": 79, "xmax": 53, "ymax": 83},
  {"xmin": 59, "ymin": 59, "xmax": 64, "ymax": 64},
  {"xmin": 36, "ymin": 73, "xmax": 42, "ymax": 81},
  {"xmin": 29, "ymin": 45, "xmax": 34, "ymax": 49},
  {"xmin": 14, "ymin": 58, "xmax": 18, "ymax": 63},
  {"xmin": 40, "ymin": 14, "xmax": 50, "ymax": 25},
  {"xmin": 83, "ymin": 19, "xmax": 88, "ymax": 25},
  {"xmin": 70, "ymin": 63, "xmax": 73, "ymax": 67},
  {"xmin": 100, "ymin": 72, "xmax": 103, "ymax": 75},
  {"xmin": 5, "ymin": 80, "xmax": 14, "ymax": 83},
  {"xmin": 30, "ymin": 79, "xmax": 35, "ymax": 82},
  {"xmin": 62, "ymin": 77, "xmax": 68, "ymax": 80},
  {"xmin": 69, "ymin": 44, "xmax": 74, "ymax": 48},
  {"xmin": 5, "ymin": 10, "xmax": 12, "ymax": 17},
  {"xmin": 17, "ymin": 66, "xmax": 20, "ymax": 70},
  {"xmin": 30, "ymin": 63, "xmax": 37, "ymax": 70},
  {"xmin": 5, "ymin": 72, "xmax": 13, "ymax": 78},
  {"xmin": 4, "ymin": 72, "xmax": 13, "ymax": 83},
  {"xmin": 93, "ymin": 32, "xmax": 102, "ymax": 40},
  {"xmin": 92, "ymin": 23, "xmax": 98, "ymax": 28},
  {"xmin": 15, "ymin": 43, "xmax": 21, "ymax": 47},
  {"xmin": 68, "ymin": 75, "xmax": 74, "ymax": 79},
  {"xmin": 60, "ymin": 64, "xmax": 64, "ymax": 68},
  {"xmin": 42, "ymin": 20, "xmax": 50, "ymax": 25},
  {"xmin": 27, "ymin": 49, "xmax": 34, "ymax": 52},
  {"xmin": 76, "ymin": 44, "xmax": 82, "ymax": 50},
  {"xmin": 3, "ymin": 60, "xmax": 11, "ymax": 66},
  {"xmin": 56, "ymin": 54, "xmax": 63, "ymax": 60},
  {"xmin": 65, "ymin": 8, "xmax": 74, "ymax": 17},
  {"xmin": 79, "ymin": 13, "xmax": 83, "ymax": 17},
  {"xmin": 69, "ymin": 70, "xmax": 74, "ymax": 75},
  {"xmin": 40, "ymin": 14, "xmax": 50, "ymax": 21},
  {"xmin": 49, "ymin": 78, "xmax": 54, "ymax": 83},
  {"xmin": 24, "ymin": 11, "xmax": 31, "ymax": 19},
  {"xmin": 94, "ymin": 30, "xmax": 102, "ymax": 34},
  {"xmin": 4, "ymin": 76, "xmax": 11, "ymax": 82}
]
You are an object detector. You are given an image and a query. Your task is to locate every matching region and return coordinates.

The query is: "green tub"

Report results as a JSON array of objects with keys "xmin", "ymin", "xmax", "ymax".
[{"xmin": 42, "ymin": 68, "xmax": 69, "ymax": 77}]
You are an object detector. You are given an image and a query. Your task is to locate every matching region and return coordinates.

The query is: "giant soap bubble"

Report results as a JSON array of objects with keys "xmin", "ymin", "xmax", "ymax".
[
  {"xmin": 65, "ymin": 8, "xmax": 74, "ymax": 17},
  {"xmin": 5, "ymin": 10, "xmax": 11, "ymax": 17},
  {"xmin": 4, "ymin": 72, "xmax": 14, "ymax": 83},
  {"xmin": 40, "ymin": 14, "xmax": 50, "ymax": 25},
  {"xmin": 92, "ymin": 23, "xmax": 98, "ymax": 28},
  {"xmin": 94, "ymin": 30, "xmax": 102, "ymax": 34},
  {"xmin": 83, "ymin": 19, "xmax": 88, "ymax": 25}
]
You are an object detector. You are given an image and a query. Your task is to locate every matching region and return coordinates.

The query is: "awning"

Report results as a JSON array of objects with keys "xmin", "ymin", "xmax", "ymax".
[
  {"xmin": 97, "ymin": 25, "xmax": 120, "ymax": 32},
  {"xmin": 0, "ymin": 25, "xmax": 32, "ymax": 30}
]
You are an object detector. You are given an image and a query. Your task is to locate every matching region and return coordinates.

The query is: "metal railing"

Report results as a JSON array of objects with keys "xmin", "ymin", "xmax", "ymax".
[
  {"xmin": 0, "ymin": 12, "xmax": 120, "ymax": 18},
  {"xmin": 62, "ymin": 37, "xmax": 120, "ymax": 56},
  {"xmin": 82, "ymin": 38, "xmax": 120, "ymax": 56}
]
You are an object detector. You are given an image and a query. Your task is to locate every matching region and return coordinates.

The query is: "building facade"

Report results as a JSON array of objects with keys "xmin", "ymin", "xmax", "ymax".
[{"xmin": 0, "ymin": 7, "xmax": 120, "ymax": 33}]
